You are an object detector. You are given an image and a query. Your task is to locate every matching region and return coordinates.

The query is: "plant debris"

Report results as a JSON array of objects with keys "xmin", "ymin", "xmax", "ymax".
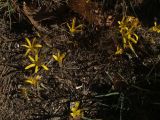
[{"xmin": 0, "ymin": 0, "xmax": 160, "ymax": 120}]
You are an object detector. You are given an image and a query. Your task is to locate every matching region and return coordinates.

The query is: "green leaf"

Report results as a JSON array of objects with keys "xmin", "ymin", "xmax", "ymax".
[{"xmin": 95, "ymin": 92, "xmax": 119, "ymax": 98}]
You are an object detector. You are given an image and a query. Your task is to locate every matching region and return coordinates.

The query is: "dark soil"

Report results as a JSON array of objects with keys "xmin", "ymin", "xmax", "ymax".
[{"xmin": 0, "ymin": 0, "xmax": 160, "ymax": 120}]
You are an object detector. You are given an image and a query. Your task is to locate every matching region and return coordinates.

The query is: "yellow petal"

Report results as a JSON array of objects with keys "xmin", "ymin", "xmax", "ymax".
[
  {"xmin": 70, "ymin": 109, "xmax": 81, "ymax": 118},
  {"xmin": 25, "ymin": 49, "xmax": 31, "ymax": 56},
  {"xmin": 71, "ymin": 107, "xmax": 77, "ymax": 113},
  {"xmin": 115, "ymin": 46, "xmax": 123, "ymax": 55},
  {"xmin": 157, "ymin": 30, "xmax": 160, "ymax": 33},
  {"xmin": 35, "ymin": 75, "xmax": 41, "ymax": 80},
  {"xmin": 123, "ymin": 37, "xmax": 127, "ymax": 48},
  {"xmin": 57, "ymin": 51, "xmax": 60, "ymax": 57},
  {"xmin": 36, "ymin": 32, "xmax": 41, "ymax": 37},
  {"xmin": 128, "ymin": 35, "xmax": 137, "ymax": 44},
  {"xmin": 28, "ymin": 55, "xmax": 35, "ymax": 62},
  {"xmin": 74, "ymin": 101, "xmax": 80, "ymax": 109},
  {"xmin": 70, "ymin": 101, "xmax": 80, "ymax": 112},
  {"xmin": 53, "ymin": 55, "xmax": 58, "ymax": 61},
  {"xmin": 70, "ymin": 113, "xmax": 76, "ymax": 118},
  {"xmin": 130, "ymin": 37, "xmax": 137, "ymax": 44},
  {"xmin": 124, "ymin": 27, "xmax": 129, "ymax": 31},
  {"xmin": 60, "ymin": 53, "xmax": 66, "ymax": 60},
  {"xmin": 34, "ymin": 44, "xmax": 42, "ymax": 48},
  {"xmin": 41, "ymin": 64, "xmax": 49, "ymax": 71},
  {"xmin": 67, "ymin": 23, "xmax": 71, "ymax": 30},
  {"xmin": 21, "ymin": 44, "xmax": 29, "ymax": 48},
  {"xmin": 133, "ymin": 33, "xmax": 138, "ymax": 41},
  {"xmin": 72, "ymin": 18, "xmax": 76, "ymax": 29},
  {"xmin": 35, "ymin": 66, "xmax": 39, "ymax": 73},
  {"xmin": 25, "ymin": 37, "xmax": 31, "ymax": 47},
  {"xmin": 75, "ymin": 109, "xmax": 81, "ymax": 116},
  {"xmin": 154, "ymin": 21, "xmax": 157, "ymax": 26},
  {"xmin": 26, "ymin": 78, "xmax": 37, "ymax": 86},
  {"xmin": 25, "ymin": 64, "xmax": 35, "ymax": 70},
  {"xmin": 75, "ymin": 24, "xmax": 83, "ymax": 29},
  {"xmin": 70, "ymin": 28, "xmax": 75, "ymax": 33},
  {"xmin": 25, "ymin": 75, "xmax": 41, "ymax": 85},
  {"xmin": 32, "ymin": 37, "xmax": 36, "ymax": 45},
  {"xmin": 25, "ymin": 79, "xmax": 34, "ymax": 85},
  {"xmin": 35, "ymin": 54, "xmax": 38, "ymax": 61}
]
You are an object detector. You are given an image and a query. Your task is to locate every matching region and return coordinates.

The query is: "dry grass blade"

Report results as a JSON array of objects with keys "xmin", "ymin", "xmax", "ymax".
[{"xmin": 22, "ymin": 2, "xmax": 49, "ymax": 33}]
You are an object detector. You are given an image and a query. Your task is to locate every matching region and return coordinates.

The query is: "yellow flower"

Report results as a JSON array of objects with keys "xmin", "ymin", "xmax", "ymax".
[
  {"xmin": 25, "ymin": 75, "xmax": 41, "ymax": 86},
  {"xmin": 25, "ymin": 54, "xmax": 49, "ymax": 73},
  {"xmin": 70, "ymin": 101, "xmax": 83, "ymax": 119},
  {"xmin": 67, "ymin": 17, "xmax": 83, "ymax": 34},
  {"xmin": 53, "ymin": 51, "xmax": 66, "ymax": 67},
  {"xmin": 70, "ymin": 101, "xmax": 80, "ymax": 112},
  {"xmin": 71, "ymin": 109, "xmax": 82, "ymax": 119},
  {"xmin": 118, "ymin": 18, "xmax": 128, "ymax": 34},
  {"xmin": 117, "ymin": 16, "xmax": 139, "ymax": 57},
  {"xmin": 149, "ymin": 21, "xmax": 160, "ymax": 33},
  {"xmin": 21, "ymin": 37, "xmax": 42, "ymax": 56},
  {"xmin": 115, "ymin": 45, "xmax": 123, "ymax": 55}
]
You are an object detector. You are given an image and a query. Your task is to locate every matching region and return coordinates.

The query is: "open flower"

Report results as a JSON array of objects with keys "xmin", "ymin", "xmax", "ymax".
[
  {"xmin": 25, "ymin": 75, "xmax": 41, "ymax": 86},
  {"xmin": 53, "ymin": 51, "xmax": 66, "ymax": 67},
  {"xmin": 25, "ymin": 54, "xmax": 49, "ymax": 73},
  {"xmin": 70, "ymin": 101, "xmax": 83, "ymax": 119},
  {"xmin": 21, "ymin": 37, "xmax": 42, "ymax": 56},
  {"xmin": 67, "ymin": 17, "xmax": 83, "ymax": 35}
]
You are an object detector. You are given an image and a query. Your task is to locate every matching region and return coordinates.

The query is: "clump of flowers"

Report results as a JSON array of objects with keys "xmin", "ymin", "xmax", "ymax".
[
  {"xmin": 20, "ymin": 33, "xmax": 67, "ymax": 100},
  {"xmin": 20, "ymin": 34, "xmax": 51, "ymax": 100},
  {"xmin": 25, "ymin": 54, "xmax": 49, "ymax": 73},
  {"xmin": 21, "ymin": 37, "xmax": 42, "ymax": 56},
  {"xmin": 70, "ymin": 101, "xmax": 83, "ymax": 119},
  {"xmin": 116, "ymin": 16, "xmax": 140, "ymax": 57}
]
